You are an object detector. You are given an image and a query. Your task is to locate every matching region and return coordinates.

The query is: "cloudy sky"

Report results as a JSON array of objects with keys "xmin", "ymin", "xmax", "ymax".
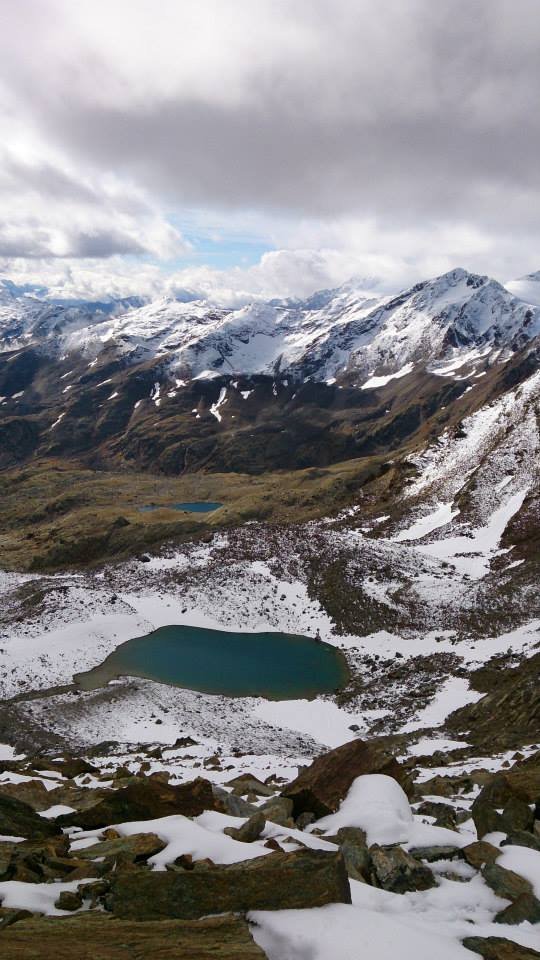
[{"xmin": 1, "ymin": 0, "xmax": 539, "ymax": 302}]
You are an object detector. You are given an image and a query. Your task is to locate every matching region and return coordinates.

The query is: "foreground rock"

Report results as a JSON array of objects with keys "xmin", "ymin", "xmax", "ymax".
[
  {"xmin": 471, "ymin": 775, "xmax": 535, "ymax": 839},
  {"xmin": 482, "ymin": 863, "xmax": 533, "ymax": 902},
  {"xmin": 463, "ymin": 936, "xmax": 540, "ymax": 960},
  {"xmin": 108, "ymin": 849, "xmax": 351, "ymax": 920},
  {"xmin": 282, "ymin": 738, "xmax": 412, "ymax": 818},
  {"xmin": 58, "ymin": 777, "xmax": 217, "ymax": 829},
  {"xmin": 0, "ymin": 794, "xmax": 61, "ymax": 840},
  {"xmin": 369, "ymin": 844, "xmax": 437, "ymax": 893},
  {"xmin": 0, "ymin": 912, "xmax": 267, "ymax": 959}
]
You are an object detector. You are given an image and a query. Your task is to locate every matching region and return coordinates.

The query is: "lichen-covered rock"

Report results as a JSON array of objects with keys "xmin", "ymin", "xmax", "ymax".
[
  {"xmin": 108, "ymin": 849, "xmax": 351, "ymax": 920},
  {"xmin": 501, "ymin": 831, "xmax": 540, "ymax": 852},
  {"xmin": 463, "ymin": 936, "xmax": 540, "ymax": 959},
  {"xmin": 482, "ymin": 863, "xmax": 533, "ymax": 901},
  {"xmin": 331, "ymin": 827, "xmax": 371, "ymax": 882},
  {"xmin": 0, "ymin": 913, "xmax": 268, "ymax": 959},
  {"xmin": 224, "ymin": 812, "xmax": 266, "ymax": 843},
  {"xmin": 258, "ymin": 797, "xmax": 294, "ymax": 827},
  {"xmin": 74, "ymin": 832, "xmax": 166, "ymax": 864}
]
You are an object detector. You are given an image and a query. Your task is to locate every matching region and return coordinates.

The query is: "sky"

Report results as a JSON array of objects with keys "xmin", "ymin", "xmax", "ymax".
[{"xmin": 0, "ymin": 0, "xmax": 539, "ymax": 304}]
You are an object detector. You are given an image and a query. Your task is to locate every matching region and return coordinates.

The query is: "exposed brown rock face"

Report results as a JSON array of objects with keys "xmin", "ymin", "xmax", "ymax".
[
  {"xmin": 0, "ymin": 913, "xmax": 268, "ymax": 959},
  {"xmin": 58, "ymin": 777, "xmax": 217, "ymax": 829},
  {"xmin": 281, "ymin": 738, "xmax": 413, "ymax": 818},
  {"xmin": 108, "ymin": 849, "xmax": 351, "ymax": 920}
]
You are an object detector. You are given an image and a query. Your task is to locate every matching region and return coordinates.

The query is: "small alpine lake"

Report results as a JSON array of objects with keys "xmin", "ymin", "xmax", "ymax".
[
  {"xmin": 74, "ymin": 624, "xmax": 349, "ymax": 700},
  {"xmin": 138, "ymin": 502, "xmax": 222, "ymax": 513}
]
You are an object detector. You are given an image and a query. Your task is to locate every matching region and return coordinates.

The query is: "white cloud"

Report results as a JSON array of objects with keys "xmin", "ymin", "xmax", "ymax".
[{"xmin": 0, "ymin": 0, "xmax": 539, "ymax": 294}]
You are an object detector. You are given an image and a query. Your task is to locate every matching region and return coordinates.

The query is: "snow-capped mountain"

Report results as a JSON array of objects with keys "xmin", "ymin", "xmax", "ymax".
[
  {"xmin": 45, "ymin": 268, "xmax": 540, "ymax": 384},
  {"xmin": 2, "ymin": 268, "xmax": 539, "ymax": 388}
]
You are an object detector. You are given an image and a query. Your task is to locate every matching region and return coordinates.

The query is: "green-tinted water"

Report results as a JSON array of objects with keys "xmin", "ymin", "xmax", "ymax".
[{"xmin": 75, "ymin": 624, "xmax": 349, "ymax": 700}]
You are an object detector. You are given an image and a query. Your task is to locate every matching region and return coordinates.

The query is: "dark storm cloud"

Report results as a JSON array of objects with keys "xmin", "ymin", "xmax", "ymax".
[{"xmin": 3, "ymin": 0, "xmax": 539, "ymax": 223}]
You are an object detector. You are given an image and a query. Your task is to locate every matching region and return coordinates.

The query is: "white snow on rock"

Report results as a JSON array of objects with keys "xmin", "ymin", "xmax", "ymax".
[
  {"xmin": 391, "ymin": 502, "xmax": 459, "ymax": 542},
  {"xmin": 401, "ymin": 678, "xmax": 482, "ymax": 733},
  {"xmin": 361, "ymin": 362, "xmax": 414, "ymax": 390},
  {"xmin": 314, "ymin": 774, "xmax": 413, "ymax": 845},
  {"xmin": 253, "ymin": 699, "xmax": 384, "ymax": 749}
]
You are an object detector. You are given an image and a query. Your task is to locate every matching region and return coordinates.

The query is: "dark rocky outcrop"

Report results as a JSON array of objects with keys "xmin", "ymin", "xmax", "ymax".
[
  {"xmin": 0, "ymin": 794, "xmax": 61, "ymax": 840},
  {"xmin": 58, "ymin": 777, "xmax": 217, "ymax": 829},
  {"xmin": 282, "ymin": 738, "xmax": 412, "ymax": 818},
  {"xmin": 471, "ymin": 775, "xmax": 535, "ymax": 839},
  {"xmin": 108, "ymin": 849, "xmax": 351, "ymax": 920},
  {"xmin": 369, "ymin": 844, "xmax": 437, "ymax": 893}
]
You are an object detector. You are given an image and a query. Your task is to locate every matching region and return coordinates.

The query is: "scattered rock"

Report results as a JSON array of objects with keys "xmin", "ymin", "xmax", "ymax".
[
  {"xmin": 74, "ymin": 832, "xmax": 166, "ymax": 864},
  {"xmin": 331, "ymin": 827, "xmax": 371, "ymax": 882},
  {"xmin": 224, "ymin": 812, "xmax": 266, "ymax": 843},
  {"xmin": 55, "ymin": 890, "xmax": 83, "ymax": 912},
  {"xmin": 58, "ymin": 777, "xmax": 217, "ymax": 829},
  {"xmin": 369, "ymin": 844, "xmax": 437, "ymax": 893},
  {"xmin": 462, "ymin": 841, "xmax": 500, "ymax": 870},
  {"xmin": 407, "ymin": 844, "xmax": 462, "ymax": 863},
  {"xmin": 482, "ymin": 862, "xmax": 533, "ymax": 901},
  {"xmin": 258, "ymin": 796, "xmax": 294, "ymax": 827},
  {"xmin": 463, "ymin": 936, "xmax": 540, "ymax": 959},
  {"xmin": 495, "ymin": 892, "xmax": 540, "ymax": 925}
]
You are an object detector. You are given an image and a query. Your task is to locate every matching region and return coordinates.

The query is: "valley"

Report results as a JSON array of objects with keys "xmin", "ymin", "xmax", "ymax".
[{"xmin": 0, "ymin": 267, "xmax": 539, "ymax": 959}]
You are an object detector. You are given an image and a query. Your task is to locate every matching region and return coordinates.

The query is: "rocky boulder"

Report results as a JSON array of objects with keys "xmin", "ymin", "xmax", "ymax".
[
  {"xmin": 463, "ymin": 937, "xmax": 540, "ymax": 960},
  {"xmin": 0, "ymin": 794, "xmax": 61, "ymax": 840},
  {"xmin": 282, "ymin": 738, "xmax": 413, "ymax": 818},
  {"xmin": 74, "ymin": 832, "xmax": 166, "ymax": 864},
  {"xmin": 482, "ymin": 863, "xmax": 533, "ymax": 901},
  {"xmin": 329, "ymin": 827, "xmax": 371, "ymax": 882},
  {"xmin": 108, "ymin": 849, "xmax": 351, "ymax": 920},
  {"xmin": 369, "ymin": 844, "xmax": 437, "ymax": 893},
  {"xmin": 495, "ymin": 893, "xmax": 540, "ymax": 925},
  {"xmin": 58, "ymin": 776, "xmax": 217, "ymax": 829},
  {"xmin": 224, "ymin": 813, "xmax": 266, "ymax": 843}
]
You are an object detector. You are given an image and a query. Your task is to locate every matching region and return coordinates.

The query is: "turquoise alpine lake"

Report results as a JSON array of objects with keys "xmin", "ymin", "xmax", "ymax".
[
  {"xmin": 74, "ymin": 624, "xmax": 349, "ymax": 700},
  {"xmin": 138, "ymin": 502, "xmax": 222, "ymax": 513}
]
